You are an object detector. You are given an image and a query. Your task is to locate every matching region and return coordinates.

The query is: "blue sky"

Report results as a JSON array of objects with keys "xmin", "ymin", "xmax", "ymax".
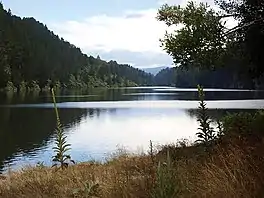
[
  {"xmin": 2, "ymin": 0, "xmax": 216, "ymax": 68},
  {"xmin": 2, "ymin": 0, "xmax": 159, "ymax": 23}
]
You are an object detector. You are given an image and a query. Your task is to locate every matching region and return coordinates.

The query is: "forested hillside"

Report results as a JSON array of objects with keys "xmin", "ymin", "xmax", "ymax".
[
  {"xmin": 155, "ymin": 65, "xmax": 253, "ymax": 89},
  {"xmin": 1, "ymin": 0, "xmax": 262, "ymax": 92},
  {"xmin": 0, "ymin": 3, "xmax": 154, "ymax": 92}
]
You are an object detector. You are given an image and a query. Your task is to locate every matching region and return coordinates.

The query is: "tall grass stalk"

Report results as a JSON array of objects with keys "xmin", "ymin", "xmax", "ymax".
[
  {"xmin": 51, "ymin": 88, "xmax": 74, "ymax": 169},
  {"xmin": 153, "ymin": 150, "xmax": 179, "ymax": 198}
]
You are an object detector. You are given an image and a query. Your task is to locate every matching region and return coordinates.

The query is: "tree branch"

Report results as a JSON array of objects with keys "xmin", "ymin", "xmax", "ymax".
[
  {"xmin": 225, "ymin": 18, "xmax": 264, "ymax": 35},
  {"xmin": 218, "ymin": 14, "xmax": 239, "ymax": 19}
]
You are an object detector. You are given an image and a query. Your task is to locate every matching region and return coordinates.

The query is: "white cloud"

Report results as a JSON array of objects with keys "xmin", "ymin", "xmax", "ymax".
[
  {"xmin": 51, "ymin": 9, "xmax": 168, "ymax": 54},
  {"xmin": 50, "ymin": 8, "xmax": 174, "ymax": 68},
  {"xmin": 50, "ymin": 0, "xmax": 237, "ymax": 68},
  {"xmin": 51, "ymin": 9, "xmax": 175, "ymax": 67},
  {"xmin": 87, "ymin": 49, "xmax": 173, "ymax": 68}
]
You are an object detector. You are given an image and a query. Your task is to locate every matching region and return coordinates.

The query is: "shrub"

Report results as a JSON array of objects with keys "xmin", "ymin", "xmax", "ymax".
[
  {"xmin": 29, "ymin": 80, "xmax": 41, "ymax": 92},
  {"xmin": 19, "ymin": 81, "xmax": 27, "ymax": 92},
  {"xmin": 222, "ymin": 110, "xmax": 264, "ymax": 142},
  {"xmin": 5, "ymin": 81, "xmax": 17, "ymax": 92}
]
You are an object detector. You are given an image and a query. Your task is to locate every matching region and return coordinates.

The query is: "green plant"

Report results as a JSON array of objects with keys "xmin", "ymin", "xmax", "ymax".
[
  {"xmin": 196, "ymin": 85, "xmax": 216, "ymax": 147},
  {"xmin": 51, "ymin": 88, "xmax": 74, "ymax": 169},
  {"xmin": 221, "ymin": 111, "xmax": 264, "ymax": 141},
  {"xmin": 36, "ymin": 161, "xmax": 45, "ymax": 168},
  {"xmin": 19, "ymin": 81, "xmax": 27, "ymax": 93},
  {"xmin": 72, "ymin": 181, "xmax": 100, "ymax": 198},
  {"xmin": 29, "ymin": 80, "xmax": 41, "ymax": 92},
  {"xmin": 216, "ymin": 120, "xmax": 224, "ymax": 138},
  {"xmin": 149, "ymin": 140, "xmax": 155, "ymax": 164},
  {"xmin": 5, "ymin": 81, "xmax": 17, "ymax": 92},
  {"xmin": 152, "ymin": 150, "xmax": 179, "ymax": 198}
]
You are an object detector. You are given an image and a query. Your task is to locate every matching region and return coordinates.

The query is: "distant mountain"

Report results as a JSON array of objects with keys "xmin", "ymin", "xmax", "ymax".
[{"xmin": 143, "ymin": 66, "xmax": 168, "ymax": 76}]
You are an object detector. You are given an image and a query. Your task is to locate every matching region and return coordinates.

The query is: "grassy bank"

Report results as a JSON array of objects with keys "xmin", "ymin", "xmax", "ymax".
[
  {"xmin": 1, "ymin": 87, "xmax": 264, "ymax": 197},
  {"xmin": 0, "ymin": 137, "xmax": 263, "ymax": 198}
]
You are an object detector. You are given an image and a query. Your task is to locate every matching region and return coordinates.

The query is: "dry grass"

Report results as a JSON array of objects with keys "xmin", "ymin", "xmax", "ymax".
[
  {"xmin": 192, "ymin": 143, "xmax": 264, "ymax": 198},
  {"xmin": 0, "ymin": 141, "xmax": 263, "ymax": 198},
  {"xmin": 0, "ymin": 154, "xmax": 155, "ymax": 198}
]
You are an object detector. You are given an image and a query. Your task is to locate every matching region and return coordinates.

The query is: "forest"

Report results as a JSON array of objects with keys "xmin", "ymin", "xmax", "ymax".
[
  {"xmin": 0, "ymin": 3, "xmax": 154, "ymax": 92},
  {"xmin": 1, "ymin": 0, "xmax": 264, "ymax": 92},
  {"xmin": 154, "ymin": 65, "xmax": 254, "ymax": 88}
]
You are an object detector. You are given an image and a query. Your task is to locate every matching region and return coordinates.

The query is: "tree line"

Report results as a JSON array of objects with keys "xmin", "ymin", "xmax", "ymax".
[
  {"xmin": 1, "ymin": 0, "xmax": 264, "ymax": 91},
  {"xmin": 0, "ymin": 3, "xmax": 154, "ymax": 92},
  {"xmin": 155, "ymin": 0, "xmax": 264, "ymax": 89},
  {"xmin": 154, "ymin": 64, "xmax": 253, "ymax": 89}
]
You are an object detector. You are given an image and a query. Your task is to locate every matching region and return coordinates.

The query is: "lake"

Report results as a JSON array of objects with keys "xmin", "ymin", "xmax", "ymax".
[{"xmin": 0, "ymin": 86, "xmax": 264, "ymax": 172}]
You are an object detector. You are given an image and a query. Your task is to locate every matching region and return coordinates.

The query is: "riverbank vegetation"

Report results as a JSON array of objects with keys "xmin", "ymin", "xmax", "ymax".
[
  {"xmin": 1, "ymin": 0, "xmax": 264, "ymax": 197},
  {"xmin": 0, "ymin": 86, "xmax": 264, "ymax": 197}
]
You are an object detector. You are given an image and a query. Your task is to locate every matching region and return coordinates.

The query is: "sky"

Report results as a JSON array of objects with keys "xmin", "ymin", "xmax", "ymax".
[{"xmin": 2, "ymin": 0, "xmax": 223, "ymax": 68}]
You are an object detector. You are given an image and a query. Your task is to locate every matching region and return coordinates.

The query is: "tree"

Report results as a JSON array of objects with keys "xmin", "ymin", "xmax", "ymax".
[
  {"xmin": 216, "ymin": 0, "xmax": 264, "ymax": 78},
  {"xmin": 157, "ymin": 1, "xmax": 227, "ymax": 69},
  {"xmin": 0, "ymin": 3, "xmax": 154, "ymax": 90},
  {"xmin": 158, "ymin": 0, "xmax": 264, "ymax": 81}
]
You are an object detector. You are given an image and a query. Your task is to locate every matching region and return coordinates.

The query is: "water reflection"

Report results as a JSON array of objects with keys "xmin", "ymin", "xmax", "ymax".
[
  {"xmin": 0, "ymin": 87, "xmax": 263, "ymax": 172},
  {"xmin": 5, "ymin": 100, "xmax": 264, "ymax": 109},
  {"xmin": 0, "ymin": 107, "xmax": 91, "ymax": 171},
  {"xmin": 187, "ymin": 109, "xmax": 257, "ymax": 122},
  {"xmin": 2, "ymin": 87, "xmax": 264, "ymax": 104}
]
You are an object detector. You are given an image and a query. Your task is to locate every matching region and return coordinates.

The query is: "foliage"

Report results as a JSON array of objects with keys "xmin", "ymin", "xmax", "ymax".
[
  {"xmin": 19, "ymin": 81, "xmax": 27, "ymax": 92},
  {"xmin": 216, "ymin": 0, "xmax": 264, "ymax": 78},
  {"xmin": 157, "ymin": 1, "xmax": 227, "ymax": 68},
  {"xmin": 216, "ymin": 119, "xmax": 224, "ymax": 138},
  {"xmin": 51, "ymin": 88, "xmax": 74, "ymax": 169},
  {"xmin": 4, "ymin": 81, "xmax": 17, "ymax": 92},
  {"xmin": 28, "ymin": 80, "xmax": 41, "ymax": 92},
  {"xmin": 36, "ymin": 161, "xmax": 45, "ymax": 169},
  {"xmin": 148, "ymin": 140, "xmax": 155, "ymax": 164},
  {"xmin": 152, "ymin": 150, "xmax": 179, "ymax": 198},
  {"xmin": 154, "ymin": 65, "xmax": 251, "ymax": 88},
  {"xmin": 157, "ymin": 0, "xmax": 264, "ymax": 87},
  {"xmin": 221, "ymin": 110, "xmax": 264, "ymax": 141},
  {"xmin": 0, "ymin": 4, "xmax": 154, "ymax": 92},
  {"xmin": 72, "ymin": 181, "xmax": 100, "ymax": 198},
  {"xmin": 196, "ymin": 85, "xmax": 216, "ymax": 147}
]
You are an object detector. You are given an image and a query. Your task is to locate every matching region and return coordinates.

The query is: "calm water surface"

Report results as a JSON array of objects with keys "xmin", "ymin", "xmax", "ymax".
[{"xmin": 0, "ymin": 86, "xmax": 264, "ymax": 172}]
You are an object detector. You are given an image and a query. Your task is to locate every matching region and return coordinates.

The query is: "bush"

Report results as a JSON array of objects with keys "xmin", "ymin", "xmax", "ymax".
[
  {"xmin": 222, "ymin": 110, "xmax": 264, "ymax": 142},
  {"xmin": 19, "ymin": 81, "xmax": 27, "ymax": 92},
  {"xmin": 28, "ymin": 80, "xmax": 41, "ymax": 92},
  {"xmin": 5, "ymin": 81, "xmax": 17, "ymax": 92}
]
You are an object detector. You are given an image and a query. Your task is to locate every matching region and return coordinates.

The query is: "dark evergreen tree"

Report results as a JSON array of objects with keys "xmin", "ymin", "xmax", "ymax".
[{"xmin": 0, "ymin": 3, "xmax": 154, "ymax": 91}]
